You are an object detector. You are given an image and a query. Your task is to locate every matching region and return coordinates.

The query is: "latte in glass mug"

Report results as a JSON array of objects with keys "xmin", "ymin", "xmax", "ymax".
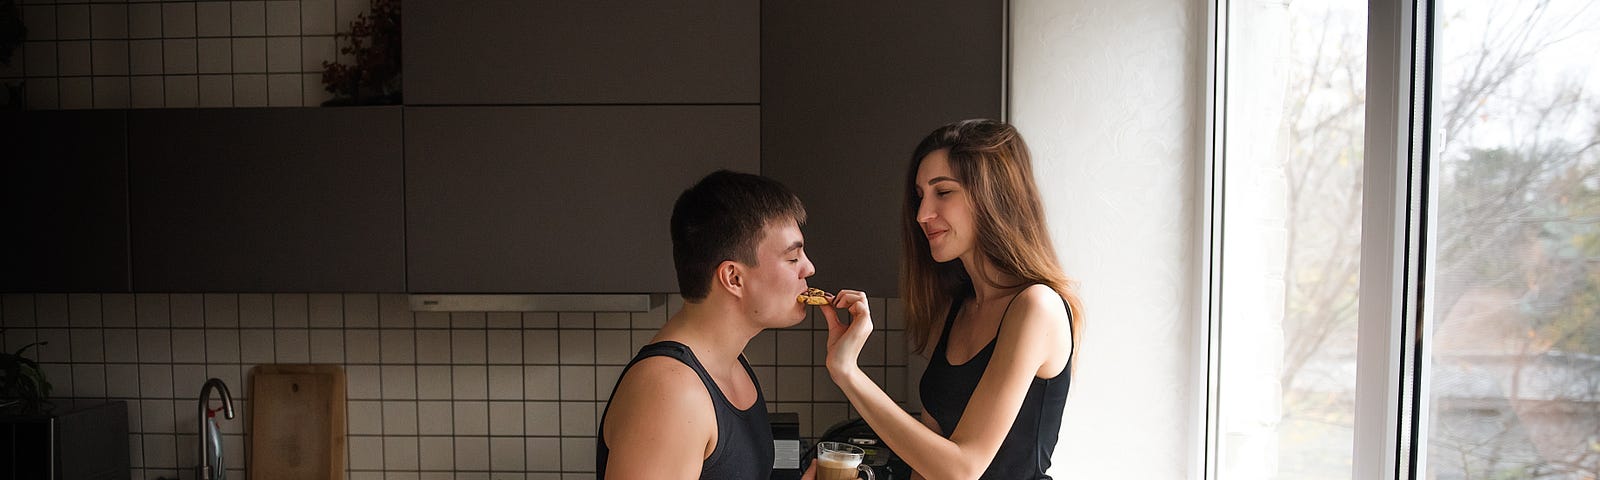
[{"xmin": 815, "ymin": 442, "xmax": 874, "ymax": 480}]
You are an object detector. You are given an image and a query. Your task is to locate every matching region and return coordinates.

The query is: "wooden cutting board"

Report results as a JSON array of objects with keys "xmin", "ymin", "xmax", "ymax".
[{"xmin": 249, "ymin": 364, "xmax": 346, "ymax": 480}]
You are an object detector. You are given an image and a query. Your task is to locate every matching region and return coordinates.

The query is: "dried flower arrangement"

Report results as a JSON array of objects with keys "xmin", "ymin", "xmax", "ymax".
[{"xmin": 321, "ymin": 0, "xmax": 401, "ymax": 106}]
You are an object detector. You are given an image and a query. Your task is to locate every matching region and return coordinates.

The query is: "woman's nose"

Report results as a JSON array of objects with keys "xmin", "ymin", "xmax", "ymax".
[{"xmin": 917, "ymin": 198, "xmax": 936, "ymax": 223}]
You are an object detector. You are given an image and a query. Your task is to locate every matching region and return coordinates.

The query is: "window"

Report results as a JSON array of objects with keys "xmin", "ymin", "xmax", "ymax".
[
  {"xmin": 1425, "ymin": 0, "xmax": 1600, "ymax": 478},
  {"xmin": 1212, "ymin": 0, "xmax": 1367, "ymax": 478},
  {"xmin": 1210, "ymin": 0, "xmax": 1599, "ymax": 478}
]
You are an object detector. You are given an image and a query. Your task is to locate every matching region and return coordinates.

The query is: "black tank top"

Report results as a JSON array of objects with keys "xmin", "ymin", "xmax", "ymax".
[
  {"xmin": 597, "ymin": 341, "xmax": 774, "ymax": 479},
  {"xmin": 919, "ymin": 292, "xmax": 1072, "ymax": 479}
]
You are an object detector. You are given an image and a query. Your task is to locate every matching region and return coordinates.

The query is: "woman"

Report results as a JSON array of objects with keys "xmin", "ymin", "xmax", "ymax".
[{"xmin": 812, "ymin": 119, "xmax": 1083, "ymax": 480}]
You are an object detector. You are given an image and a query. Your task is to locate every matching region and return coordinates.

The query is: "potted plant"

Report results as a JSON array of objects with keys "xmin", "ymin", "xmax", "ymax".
[
  {"xmin": 0, "ymin": 339, "xmax": 52, "ymax": 415},
  {"xmin": 321, "ymin": 0, "xmax": 401, "ymax": 106},
  {"xmin": 0, "ymin": 335, "xmax": 130, "ymax": 479},
  {"xmin": 0, "ymin": 0, "xmax": 26, "ymax": 109}
]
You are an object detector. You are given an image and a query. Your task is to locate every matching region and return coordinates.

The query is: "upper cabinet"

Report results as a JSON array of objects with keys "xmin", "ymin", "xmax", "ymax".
[
  {"xmin": 128, "ymin": 107, "xmax": 405, "ymax": 292},
  {"xmin": 0, "ymin": 111, "xmax": 131, "ymax": 292},
  {"xmin": 406, "ymin": 1, "xmax": 758, "ymax": 105},
  {"xmin": 405, "ymin": 105, "xmax": 759, "ymax": 293},
  {"xmin": 761, "ymin": 1, "xmax": 1005, "ymax": 294}
]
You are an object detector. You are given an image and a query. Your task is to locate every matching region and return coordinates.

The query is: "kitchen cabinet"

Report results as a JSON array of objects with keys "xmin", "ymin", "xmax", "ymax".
[
  {"xmin": 406, "ymin": 0, "xmax": 758, "ymax": 105},
  {"xmin": 761, "ymin": 1, "xmax": 1005, "ymax": 294},
  {"xmin": 127, "ymin": 107, "xmax": 405, "ymax": 292},
  {"xmin": 405, "ymin": 105, "xmax": 758, "ymax": 293},
  {"xmin": 0, "ymin": 110, "xmax": 131, "ymax": 292}
]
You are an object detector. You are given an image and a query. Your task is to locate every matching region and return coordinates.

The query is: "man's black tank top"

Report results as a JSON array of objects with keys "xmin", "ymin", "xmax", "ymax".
[
  {"xmin": 919, "ymin": 291, "xmax": 1072, "ymax": 479},
  {"xmin": 597, "ymin": 341, "xmax": 773, "ymax": 479}
]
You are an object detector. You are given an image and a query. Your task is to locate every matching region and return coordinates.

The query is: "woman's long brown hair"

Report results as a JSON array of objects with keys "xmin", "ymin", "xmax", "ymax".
[{"xmin": 901, "ymin": 119, "xmax": 1084, "ymax": 365}]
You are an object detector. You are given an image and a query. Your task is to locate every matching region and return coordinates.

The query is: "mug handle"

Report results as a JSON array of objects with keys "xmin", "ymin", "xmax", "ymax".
[{"xmin": 857, "ymin": 464, "xmax": 875, "ymax": 480}]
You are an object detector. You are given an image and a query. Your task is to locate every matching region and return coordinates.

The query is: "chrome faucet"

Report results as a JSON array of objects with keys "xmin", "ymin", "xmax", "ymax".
[{"xmin": 197, "ymin": 378, "xmax": 236, "ymax": 480}]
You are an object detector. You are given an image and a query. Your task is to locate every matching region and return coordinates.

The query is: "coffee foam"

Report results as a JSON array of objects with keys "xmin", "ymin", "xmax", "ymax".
[{"xmin": 817, "ymin": 451, "xmax": 862, "ymax": 469}]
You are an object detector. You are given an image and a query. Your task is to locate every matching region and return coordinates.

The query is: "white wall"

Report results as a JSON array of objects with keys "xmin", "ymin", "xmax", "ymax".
[{"xmin": 1010, "ymin": 0, "xmax": 1205, "ymax": 478}]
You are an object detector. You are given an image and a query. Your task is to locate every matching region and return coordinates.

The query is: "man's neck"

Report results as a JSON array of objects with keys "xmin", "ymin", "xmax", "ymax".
[{"xmin": 652, "ymin": 298, "xmax": 761, "ymax": 370}]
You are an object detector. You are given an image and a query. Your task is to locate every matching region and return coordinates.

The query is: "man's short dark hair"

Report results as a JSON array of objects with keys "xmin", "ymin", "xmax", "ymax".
[{"xmin": 671, "ymin": 170, "xmax": 807, "ymax": 301}]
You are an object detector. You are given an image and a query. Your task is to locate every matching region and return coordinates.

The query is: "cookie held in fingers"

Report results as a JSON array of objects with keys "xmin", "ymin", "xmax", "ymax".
[{"xmin": 798, "ymin": 288, "xmax": 833, "ymax": 305}]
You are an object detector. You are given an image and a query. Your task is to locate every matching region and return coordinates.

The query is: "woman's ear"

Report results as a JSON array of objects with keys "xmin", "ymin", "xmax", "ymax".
[{"xmin": 716, "ymin": 260, "xmax": 744, "ymax": 299}]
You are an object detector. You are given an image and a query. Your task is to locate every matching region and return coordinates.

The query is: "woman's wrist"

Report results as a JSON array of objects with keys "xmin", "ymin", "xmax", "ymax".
[{"xmin": 827, "ymin": 361, "xmax": 865, "ymax": 385}]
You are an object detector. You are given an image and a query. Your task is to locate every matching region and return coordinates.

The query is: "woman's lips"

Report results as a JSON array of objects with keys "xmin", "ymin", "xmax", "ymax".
[{"xmin": 925, "ymin": 229, "xmax": 947, "ymax": 241}]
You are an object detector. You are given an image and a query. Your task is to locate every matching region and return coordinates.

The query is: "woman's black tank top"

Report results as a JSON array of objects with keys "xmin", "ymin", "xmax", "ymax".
[
  {"xmin": 919, "ymin": 292, "xmax": 1072, "ymax": 479},
  {"xmin": 597, "ymin": 341, "xmax": 773, "ymax": 479}
]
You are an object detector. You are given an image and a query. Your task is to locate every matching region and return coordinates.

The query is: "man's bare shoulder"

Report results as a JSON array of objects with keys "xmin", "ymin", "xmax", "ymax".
[
  {"xmin": 603, "ymin": 355, "xmax": 716, "ymax": 477},
  {"xmin": 613, "ymin": 355, "xmax": 709, "ymax": 404}
]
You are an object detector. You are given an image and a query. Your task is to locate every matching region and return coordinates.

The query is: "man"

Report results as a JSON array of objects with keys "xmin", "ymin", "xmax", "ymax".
[{"xmin": 598, "ymin": 170, "xmax": 816, "ymax": 479}]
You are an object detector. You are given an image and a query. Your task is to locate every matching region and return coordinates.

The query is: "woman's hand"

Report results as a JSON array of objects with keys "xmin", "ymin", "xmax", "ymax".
[{"xmin": 820, "ymin": 289, "xmax": 873, "ymax": 382}]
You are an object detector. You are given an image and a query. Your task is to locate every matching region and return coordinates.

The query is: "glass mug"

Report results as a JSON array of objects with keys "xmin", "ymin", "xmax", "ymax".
[{"xmin": 815, "ymin": 442, "xmax": 875, "ymax": 480}]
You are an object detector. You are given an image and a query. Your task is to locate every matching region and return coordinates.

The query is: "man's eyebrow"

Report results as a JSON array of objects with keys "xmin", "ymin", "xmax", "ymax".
[
  {"xmin": 926, "ymin": 176, "xmax": 959, "ymax": 186},
  {"xmin": 784, "ymin": 241, "xmax": 805, "ymax": 253}
]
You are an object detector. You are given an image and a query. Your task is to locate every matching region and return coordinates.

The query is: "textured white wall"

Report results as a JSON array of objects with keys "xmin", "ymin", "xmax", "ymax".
[{"xmin": 1010, "ymin": 0, "xmax": 1205, "ymax": 478}]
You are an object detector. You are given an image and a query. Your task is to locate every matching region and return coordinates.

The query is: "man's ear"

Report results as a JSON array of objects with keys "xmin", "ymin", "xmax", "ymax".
[{"xmin": 715, "ymin": 260, "xmax": 744, "ymax": 299}]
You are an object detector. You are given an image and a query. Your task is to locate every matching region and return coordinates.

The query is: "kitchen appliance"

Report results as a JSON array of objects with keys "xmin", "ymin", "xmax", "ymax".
[
  {"xmin": 0, "ymin": 400, "xmax": 128, "ymax": 480},
  {"xmin": 771, "ymin": 412, "xmax": 802, "ymax": 479},
  {"xmin": 806, "ymin": 417, "xmax": 912, "ymax": 480}
]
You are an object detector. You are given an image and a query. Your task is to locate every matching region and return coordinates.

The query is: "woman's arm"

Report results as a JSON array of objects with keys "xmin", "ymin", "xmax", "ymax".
[{"xmin": 822, "ymin": 286, "xmax": 1070, "ymax": 480}]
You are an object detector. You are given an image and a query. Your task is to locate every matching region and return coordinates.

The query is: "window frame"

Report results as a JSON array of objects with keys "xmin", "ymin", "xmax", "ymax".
[{"xmin": 1199, "ymin": 0, "xmax": 1441, "ymax": 478}]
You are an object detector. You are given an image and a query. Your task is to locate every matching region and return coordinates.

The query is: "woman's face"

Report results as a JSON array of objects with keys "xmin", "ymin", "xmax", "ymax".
[{"xmin": 914, "ymin": 149, "xmax": 976, "ymax": 263}]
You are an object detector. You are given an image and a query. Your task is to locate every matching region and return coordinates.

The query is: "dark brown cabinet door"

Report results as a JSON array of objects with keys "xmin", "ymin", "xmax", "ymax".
[
  {"xmin": 762, "ymin": 1, "xmax": 1004, "ymax": 294},
  {"xmin": 407, "ymin": 0, "xmax": 757, "ymax": 105},
  {"xmin": 128, "ymin": 107, "xmax": 405, "ymax": 292},
  {"xmin": 0, "ymin": 111, "xmax": 131, "ymax": 292},
  {"xmin": 405, "ymin": 105, "xmax": 758, "ymax": 292}
]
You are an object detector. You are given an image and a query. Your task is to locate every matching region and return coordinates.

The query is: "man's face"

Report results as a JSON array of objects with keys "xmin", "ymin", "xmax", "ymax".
[{"xmin": 742, "ymin": 217, "xmax": 815, "ymax": 328}]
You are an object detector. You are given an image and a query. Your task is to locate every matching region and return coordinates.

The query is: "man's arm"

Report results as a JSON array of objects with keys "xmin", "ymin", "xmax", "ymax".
[{"xmin": 601, "ymin": 356, "xmax": 717, "ymax": 480}]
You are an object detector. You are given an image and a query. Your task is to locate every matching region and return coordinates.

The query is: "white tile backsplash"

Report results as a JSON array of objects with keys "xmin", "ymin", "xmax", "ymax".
[
  {"xmin": 22, "ymin": 6, "xmax": 56, "ymax": 41},
  {"xmin": 128, "ymin": 4, "xmax": 162, "ymax": 39},
  {"xmin": 163, "ymin": 74, "xmax": 198, "ymax": 107},
  {"xmin": 301, "ymin": 0, "xmax": 334, "ymax": 35},
  {"xmin": 230, "ymin": 1, "xmax": 266, "ymax": 37},
  {"xmin": 267, "ymin": 72, "xmax": 301, "ymax": 105},
  {"xmin": 558, "ymin": 366, "xmax": 595, "ymax": 401},
  {"xmin": 452, "ymin": 365, "xmax": 488, "ymax": 400},
  {"xmin": 273, "ymin": 294, "xmax": 308, "ymax": 327},
  {"xmin": 22, "ymin": 41, "xmax": 56, "ymax": 77},
  {"xmin": 453, "ymin": 401, "xmax": 489, "ymax": 435},
  {"xmin": 171, "ymin": 330, "xmax": 205, "ymax": 363},
  {"xmin": 383, "ymin": 436, "xmax": 419, "ymax": 470},
  {"xmin": 0, "ymin": 292, "xmax": 911, "ymax": 476},
  {"xmin": 131, "ymin": 75, "xmax": 164, "ymax": 108},
  {"xmin": 161, "ymin": 3, "xmax": 198, "ymax": 38},
  {"xmin": 417, "ymin": 401, "xmax": 454, "ymax": 435},
  {"xmin": 309, "ymin": 293, "xmax": 343, "ymax": 327},
  {"xmin": 89, "ymin": 4, "xmax": 128, "ymax": 38},
  {"xmin": 418, "ymin": 436, "xmax": 454, "ymax": 470},
  {"xmin": 198, "ymin": 38, "xmax": 232, "ymax": 74},
  {"xmin": 381, "ymin": 400, "xmax": 417, "ymax": 435},
  {"xmin": 310, "ymin": 328, "xmax": 344, "ymax": 363},
  {"xmin": 381, "ymin": 364, "xmax": 417, "ymax": 399},
  {"xmin": 348, "ymin": 436, "xmax": 383, "ymax": 470},
  {"xmin": 57, "ymin": 5, "xmax": 91, "ymax": 40},
  {"xmin": 198, "ymin": 74, "xmax": 233, "ymax": 107},
  {"xmin": 57, "ymin": 41, "xmax": 91, "ymax": 76},
  {"xmin": 196, "ymin": 2, "xmax": 232, "ymax": 37},
  {"xmin": 455, "ymin": 437, "xmax": 490, "ymax": 471},
  {"xmin": 348, "ymin": 401, "xmax": 382, "ymax": 435},
  {"xmin": 416, "ymin": 365, "xmax": 451, "ymax": 400},
  {"xmin": 273, "ymin": 328, "xmax": 310, "ymax": 362},
  {"xmin": 488, "ymin": 365, "xmax": 523, "ymax": 400},
  {"xmin": 347, "ymin": 330, "xmax": 380, "ymax": 363},
  {"xmin": 93, "ymin": 76, "xmax": 132, "ymax": 108}
]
